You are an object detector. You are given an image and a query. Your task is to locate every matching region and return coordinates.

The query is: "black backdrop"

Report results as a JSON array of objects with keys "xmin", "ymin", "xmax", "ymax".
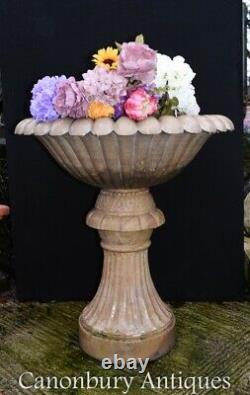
[{"xmin": 0, "ymin": 0, "xmax": 244, "ymax": 301}]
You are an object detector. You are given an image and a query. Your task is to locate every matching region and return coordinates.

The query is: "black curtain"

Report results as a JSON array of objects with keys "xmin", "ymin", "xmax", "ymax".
[{"xmin": 0, "ymin": 0, "xmax": 244, "ymax": 301}]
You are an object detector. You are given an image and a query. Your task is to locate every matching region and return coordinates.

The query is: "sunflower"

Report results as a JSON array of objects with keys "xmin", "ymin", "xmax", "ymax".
[{"xmin": 92, "ymin": 47, "xmax": 119, "ymax": 70}]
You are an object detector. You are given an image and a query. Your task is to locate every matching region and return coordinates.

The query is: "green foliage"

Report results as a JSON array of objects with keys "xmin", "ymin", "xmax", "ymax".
[
  {"xmin": 135, "ymin": 34, "xmax": 144, "ymax": 44},
  {"xmin": 157, "ymin": 92, "xmax": 179, "ymax": 116}
]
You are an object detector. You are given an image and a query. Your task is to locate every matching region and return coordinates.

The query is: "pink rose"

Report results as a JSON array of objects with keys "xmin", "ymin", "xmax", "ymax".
[
  {"xmin": 124, "ymin": 87, "xmax": 158, "ymax": 121},
  {"xmin": 53, "ymin": 77, "xmax": 88, "ymax": 119},
  {"xmin": 117, "ymin": 42, "xmax": 157, "ymax": 84}
]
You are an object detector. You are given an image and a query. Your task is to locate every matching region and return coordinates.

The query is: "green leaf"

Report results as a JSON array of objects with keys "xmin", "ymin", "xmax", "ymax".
[
  {"xmin": 155, "ymin": 86, "xmax": 168, "ymax": 95},
  {"xmin": 135, "ymin": 34, "xmax": 144, "ymax": 44},
  {"xmin": 115, "ymin": 41, "xmax": 122, "ymax": 51},
  {"xmin": 159, "ymin": 96, "xmax": 179, "ymax": 116},
  {"xmin": 171, "ymin": 96, "xmax": 179, "ymax": 107}
]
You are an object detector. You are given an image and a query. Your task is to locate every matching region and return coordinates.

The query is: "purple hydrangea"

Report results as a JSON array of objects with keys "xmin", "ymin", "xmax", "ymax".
[
  {"xmin": 82, "ymin": 67, "xmax": 128, "ymax": 106},
  {"xmin": 114, "ymin": 102, "xmax": 125, "ymax": 119},
  {"xmin": 30, "ymin": 75, "xmax": 66, "ymax": 122}
]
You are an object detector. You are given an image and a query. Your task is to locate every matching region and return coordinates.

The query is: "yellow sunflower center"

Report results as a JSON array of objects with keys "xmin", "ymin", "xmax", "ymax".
[{"xmin": 103, "ymin": 58, "xmax": 115, "ymax": 66}]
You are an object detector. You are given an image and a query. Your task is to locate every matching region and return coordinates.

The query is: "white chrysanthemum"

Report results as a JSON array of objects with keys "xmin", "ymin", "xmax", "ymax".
[
  {"xmin": 154, "ymin": 53, "xmax": 172, "ymax": 89},
  {"xmin": 169, "ymin": 85, "xmax": 200, "ymax": 115},
  {"xmin": 155, "ymin": 52, "xmax": 199, "ymax": 115},
  {"xmin": 155, "ymin": 53, "xmax": 196, "ymax": 89},
  {"xmin": 167, "ymin": 56, "xmax": 196, "ymax": 88}
]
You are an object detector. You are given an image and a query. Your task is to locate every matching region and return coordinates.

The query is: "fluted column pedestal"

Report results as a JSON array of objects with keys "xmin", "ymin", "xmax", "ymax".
[{"xmin": 79, "ymin": 189, "xmax": 175, "ymax": 361}]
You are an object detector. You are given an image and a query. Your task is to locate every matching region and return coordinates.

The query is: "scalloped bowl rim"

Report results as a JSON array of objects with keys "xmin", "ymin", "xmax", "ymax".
[{"xmin": 15, "ymin": 114, "xmax": 234, "ymax": 137}]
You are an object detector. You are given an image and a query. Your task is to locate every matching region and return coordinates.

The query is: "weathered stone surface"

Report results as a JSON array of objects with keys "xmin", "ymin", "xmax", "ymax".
[
  {"xmin": 81, "ymin": 189, "xmax": 174, "ymax": 361},
  {"xmin": 15, "ymin": 115, "xmax": 235, "ymax": 137}
]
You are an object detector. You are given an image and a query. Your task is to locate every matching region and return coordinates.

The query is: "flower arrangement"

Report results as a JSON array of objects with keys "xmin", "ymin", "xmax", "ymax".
[{"xmin": 30, "ymin": 35, "xmax": 200, "ymax": 123}]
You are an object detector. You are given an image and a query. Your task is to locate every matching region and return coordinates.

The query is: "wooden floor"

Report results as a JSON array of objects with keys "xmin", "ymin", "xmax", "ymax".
[{"xmin": 0, "ymin": 300, "xmax": 249, "ymax": 394}]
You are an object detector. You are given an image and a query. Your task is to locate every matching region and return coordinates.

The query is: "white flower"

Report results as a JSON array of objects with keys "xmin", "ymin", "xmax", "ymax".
[
  {"xmin": 167, "ymin": 56, "xmax": 196, "ymax": 88},
  {"xmin": 154, "ymin": 53, "xmax": 172, "ymax": 89},
  {"xmin": 155, "ymin": 52, "xmax": 199, "ymax": 115},
  {"xmin": 155, "ymin": 53, "xmax": 196, "ymax": 89},
  {"xmin": 169, "ymin": 85, "xmax": 200, "ymax": 115}
]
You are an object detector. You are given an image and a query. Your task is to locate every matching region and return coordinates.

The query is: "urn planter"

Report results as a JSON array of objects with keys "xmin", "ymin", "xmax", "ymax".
[{"xmin": 15, "ymin": 114, "xmax": 234, "ymax": 361}]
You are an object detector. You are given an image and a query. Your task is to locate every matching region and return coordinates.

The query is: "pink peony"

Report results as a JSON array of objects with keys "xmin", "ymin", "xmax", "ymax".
[
  {"xmin": 53, "ymin": 77, "xmax": 88, "ymax": 119},
  {"xmin": 124, "ymin": 87, "xmax": 158, "ymax": 121},
  {"xmin": 117, "ymin": 42, "xmax": 157, "ymax": 84}
]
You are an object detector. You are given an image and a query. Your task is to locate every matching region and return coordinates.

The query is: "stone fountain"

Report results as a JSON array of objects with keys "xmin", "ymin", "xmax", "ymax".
[{"xmin": 15, "ymin": 114, "xmax": 234, "ymax": 361}]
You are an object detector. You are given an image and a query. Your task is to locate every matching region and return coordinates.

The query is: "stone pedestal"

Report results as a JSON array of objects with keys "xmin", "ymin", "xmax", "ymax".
[{"xmin": 79, "ymin": 189, "xmax": 175, "ymax": 361}]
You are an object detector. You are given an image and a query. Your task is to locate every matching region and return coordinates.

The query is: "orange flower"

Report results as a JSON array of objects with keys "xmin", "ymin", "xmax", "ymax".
[{"xmin": 88, "ymin": 101, "xmax": 114, "ymax": 120}]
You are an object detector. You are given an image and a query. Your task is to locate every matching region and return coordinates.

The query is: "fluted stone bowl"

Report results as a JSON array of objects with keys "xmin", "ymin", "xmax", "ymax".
[{"xmin": 15, "ymin": 114, "xmax": 234, "ymax": 189}]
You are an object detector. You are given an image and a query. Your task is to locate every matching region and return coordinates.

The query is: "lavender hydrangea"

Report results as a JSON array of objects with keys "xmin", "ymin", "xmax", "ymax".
[
  {"xmin": 30, "ymin": 75, "xmax": 66, "ymax": 122},
  {"xmin": 82, "ymin": 67, "xmax": 127, "ymax": 106}
]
